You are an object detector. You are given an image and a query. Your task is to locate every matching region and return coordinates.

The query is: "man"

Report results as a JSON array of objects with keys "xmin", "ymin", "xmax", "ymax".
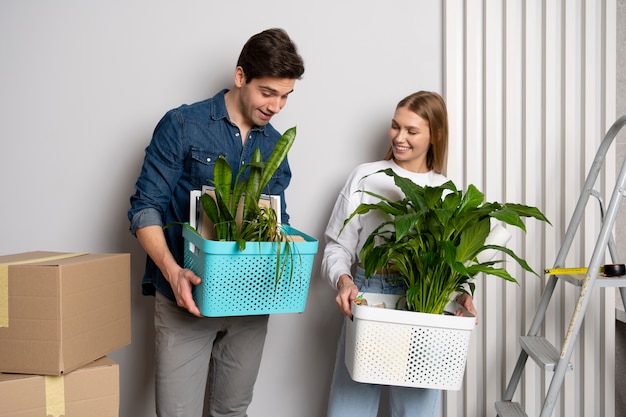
[{"xmin": 128, "ymin": 28, "xmax": 305, "ymax": 417}]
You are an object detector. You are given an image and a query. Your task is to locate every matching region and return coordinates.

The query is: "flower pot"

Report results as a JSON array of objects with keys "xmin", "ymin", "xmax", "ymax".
[{"xmin": 345, "ymin": 293, "xmax": 475, "ymax": 390}]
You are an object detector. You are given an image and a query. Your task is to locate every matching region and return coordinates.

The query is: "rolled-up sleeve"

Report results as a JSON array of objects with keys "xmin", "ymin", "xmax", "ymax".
[
  {"xmin": 129, "ymin": 207, "xmax": 163, "ymax": 235},
  {"xmin": 128, "ymin": 109, "xmax": 186, "ymax": 234}
]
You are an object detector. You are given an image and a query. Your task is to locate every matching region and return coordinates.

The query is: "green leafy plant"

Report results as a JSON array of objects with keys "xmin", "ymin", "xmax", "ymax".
[
  {"xmin": 199, "ymin": 126, "xmax": 296, "ymax": 249},
  {"xmin": 199, "ymin": 126, "xmax": 300, "ymax": 286},
  {"xmin": 342, "ymin": 168, "xmax": 551, "ymax": 315}
]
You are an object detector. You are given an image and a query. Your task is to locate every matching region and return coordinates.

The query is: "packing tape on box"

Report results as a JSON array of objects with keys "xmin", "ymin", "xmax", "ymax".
[
  {"xmin": 45, "ymin": 375, "xmax": 66, "ymax": 417},
  {"xmin": 0, "ymin": 253, "xmax": 88, "ymax": 327}
]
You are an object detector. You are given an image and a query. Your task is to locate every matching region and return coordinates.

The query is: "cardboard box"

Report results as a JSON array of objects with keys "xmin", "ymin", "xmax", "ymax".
[
  {"xmin": 0, "ymin": 252, "xmax": 130, "ymax": 375},
  {"xmin": 0, "ymin": 356, "xmax": 119, "ymax": 417}
]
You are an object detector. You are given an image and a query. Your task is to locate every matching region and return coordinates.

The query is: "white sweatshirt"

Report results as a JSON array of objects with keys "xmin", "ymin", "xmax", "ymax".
[{"xmin": 321, "ymin": 159, "xmax": 448, "ymax": 289}]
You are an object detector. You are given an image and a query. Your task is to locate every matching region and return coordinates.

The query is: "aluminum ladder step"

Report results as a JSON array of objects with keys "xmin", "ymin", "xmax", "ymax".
[
  {"xmin": 519, "ymin": 336, "xmax": 573, "ymax": 372},
  {"xmin": 495, "ymin": 401, "xmax": 527, "ymax": 417},
  {"xmin": 557, "ymin": 273, "xmax": 626, "ymax": 287}
]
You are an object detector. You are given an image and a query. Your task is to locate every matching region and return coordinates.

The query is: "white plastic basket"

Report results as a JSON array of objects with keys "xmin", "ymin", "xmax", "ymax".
[{"xmin": 345, "ymin": 293, "xmax": 475, "ymax": 390}]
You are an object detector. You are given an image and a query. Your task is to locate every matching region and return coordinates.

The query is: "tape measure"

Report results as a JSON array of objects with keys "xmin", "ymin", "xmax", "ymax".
[
  {"xmin": 544, "ymin": 264, "xmax": 625, "ymax": 277},
  {"xmin": 544, "ymin": 267, "xmax": 588, "ymax": 275}
]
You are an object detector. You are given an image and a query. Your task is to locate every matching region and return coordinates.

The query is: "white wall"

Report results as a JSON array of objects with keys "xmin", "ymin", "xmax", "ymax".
[{"xmin": 0, "ymin": 2, "xmax": 443, "ymax": 417}]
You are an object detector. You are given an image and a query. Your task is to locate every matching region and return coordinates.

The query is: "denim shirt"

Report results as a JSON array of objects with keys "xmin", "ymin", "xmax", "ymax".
[{"xmin": 128, "ymin": 89, "xmax": 292, "ymax": 300}]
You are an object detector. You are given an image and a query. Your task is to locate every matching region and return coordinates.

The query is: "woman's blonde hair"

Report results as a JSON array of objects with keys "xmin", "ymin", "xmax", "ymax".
[{"xmin": 384, "ymin": 91, "xmax": 449, "ymax": 175}]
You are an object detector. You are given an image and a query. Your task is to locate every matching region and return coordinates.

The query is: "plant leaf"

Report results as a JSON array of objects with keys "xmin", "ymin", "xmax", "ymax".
[
  {"xmin": 455, "ymin": 218, "xmax": 490, "ymax": 262},
  {"xmin": 259, "ymin": 126, "xmax": 296, "ymax": 192},
  {"xmin": 212, "ymin": 155, "xmax": 233, "ymax": 209},
  {"xmin": 242, "ymin": 148, "xmax": 264, "ymax": 223}
]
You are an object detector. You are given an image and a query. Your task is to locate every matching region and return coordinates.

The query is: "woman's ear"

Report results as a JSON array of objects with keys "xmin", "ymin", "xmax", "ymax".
[
  {"xmin": 429, "ymin": 130, "xmax": 437, "ymax": 144},
  {"xmin": 433, "ymin": 128, "xmax": 443, "ymax": 143}
]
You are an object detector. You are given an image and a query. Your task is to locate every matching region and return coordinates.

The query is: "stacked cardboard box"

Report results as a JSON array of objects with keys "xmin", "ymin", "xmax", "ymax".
[{"xmin": 0, "ymin": 251, "xmax": 131, "ymax": 417}]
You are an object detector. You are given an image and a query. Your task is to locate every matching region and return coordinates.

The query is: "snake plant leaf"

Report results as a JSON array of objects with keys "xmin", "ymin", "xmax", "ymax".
[
  {"xmin": 200, "ymin": 193, "xmax": 220, "ymax": 224},
  {"xmin": 199, "ymin": 192, "xmax": 226, "ymax": 237},
  {"xmin": 231, "ymin": 178, "xmax": 247, "ymax": 217},
  {"xmin": 212, "ymin": 155, "xmax": 233, "ymax": 209},
  {"xmin": 259, "ymin": 126, "xmax": 296, "ymax": 192},
  {"xmin": 243, "ymin": 148, "xmax": 264, "ymax": 223}
]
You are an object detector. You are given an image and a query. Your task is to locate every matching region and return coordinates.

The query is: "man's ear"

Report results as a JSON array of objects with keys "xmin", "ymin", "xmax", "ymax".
[{"xmin": 234, "ymin": 66, "xmax": 246, "ymax": 87}]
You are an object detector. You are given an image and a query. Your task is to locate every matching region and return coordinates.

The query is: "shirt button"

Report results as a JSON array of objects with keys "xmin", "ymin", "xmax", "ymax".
[
  {"xmin": 235, "ymin": 133, "xmax": 240, "ymax": 137},
  {"xmin": 206, "ymin": 157, "xmax": 211, "ymax": 163}
]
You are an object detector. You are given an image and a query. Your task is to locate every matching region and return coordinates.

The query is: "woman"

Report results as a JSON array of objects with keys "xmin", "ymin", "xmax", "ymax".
[{"xmin": 321, "ymin": 91, "xmax": 477, "ymax": 417}]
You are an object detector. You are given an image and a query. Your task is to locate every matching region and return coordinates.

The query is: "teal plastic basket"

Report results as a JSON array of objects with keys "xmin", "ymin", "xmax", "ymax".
[{"xmin": 183, "ymin": 225, "xmax": 318, "ymax": 317}]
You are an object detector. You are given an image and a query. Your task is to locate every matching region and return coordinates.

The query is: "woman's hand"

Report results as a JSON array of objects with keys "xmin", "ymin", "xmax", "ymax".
[
  {"xmin": 455, "ymin": 293, "xmax": 478, "ymax": 324},
  {"xmin": 336, "ymin": 274, "xmax": 359, "ymax": 318}
]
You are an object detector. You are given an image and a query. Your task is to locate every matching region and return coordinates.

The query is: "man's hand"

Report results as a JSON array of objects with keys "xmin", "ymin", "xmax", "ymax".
[
  {"xmin": 136, "ymin": 225, "xmax": 203, "ymax": 317},
  {"xmin": 167, "ymin": 266, "xmax": 202, "ymax": 317}
]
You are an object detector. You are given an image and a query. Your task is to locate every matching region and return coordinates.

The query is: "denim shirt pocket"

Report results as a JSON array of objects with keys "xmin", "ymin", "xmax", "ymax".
[{"xmin": 188, "ymin": 148, "xmax": 223, "ymax": 188}]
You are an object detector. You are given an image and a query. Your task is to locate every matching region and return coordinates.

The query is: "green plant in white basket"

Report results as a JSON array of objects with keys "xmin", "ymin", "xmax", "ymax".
[{"xmin": 341, "ymin": 168, "xmax": 551, "ymax": 315}]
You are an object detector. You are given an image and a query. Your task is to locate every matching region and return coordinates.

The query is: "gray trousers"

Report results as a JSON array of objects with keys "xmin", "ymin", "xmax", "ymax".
[{"xmin": 154, "ymin": 292, "xmax": 269, "ymax": 417}]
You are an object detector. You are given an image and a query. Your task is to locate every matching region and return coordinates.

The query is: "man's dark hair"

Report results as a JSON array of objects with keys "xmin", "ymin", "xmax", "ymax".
[{"xmin": 237, "ymin": 28, "xmax": 305, "ymax": 83}]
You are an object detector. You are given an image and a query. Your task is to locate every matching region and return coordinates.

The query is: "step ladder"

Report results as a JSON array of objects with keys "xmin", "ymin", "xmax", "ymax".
[{"xmin": 495, "ymin": 115, "xmax": 626, "ymax": 417}]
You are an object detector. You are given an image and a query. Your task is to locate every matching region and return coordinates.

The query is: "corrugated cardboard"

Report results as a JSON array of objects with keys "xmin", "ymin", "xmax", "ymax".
[
  {"xmin": 0, "ymin": 252, "xmax": 130, "ymax": 375},
  {"xmin": 0, "ymin": 356, "xmax": 119, "ymax": 417}
]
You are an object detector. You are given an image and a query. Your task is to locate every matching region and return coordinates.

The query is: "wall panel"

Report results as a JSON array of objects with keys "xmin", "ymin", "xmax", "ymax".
[{"xmin": 443, "ymin": 1, "xmax": 617, "ymax": 416}]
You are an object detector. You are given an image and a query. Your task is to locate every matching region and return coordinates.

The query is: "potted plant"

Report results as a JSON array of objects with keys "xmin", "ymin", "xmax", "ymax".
[
  {"xmin": 340, "ymin": 168, "xmax": 550, "ymax": 390},
  {"xmin": 343, "ymin": 168, "xmax": 551, "ymax": 315},
  {"xmin": 181, "ymin": 126, "xmax": 319, "ymax": 317},
  {"xmin": 199, "ymin": 126, "xmax": 297, "ymax": 249}
]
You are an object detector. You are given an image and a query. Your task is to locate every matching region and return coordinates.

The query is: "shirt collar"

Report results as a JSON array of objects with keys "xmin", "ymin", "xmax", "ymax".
[{"xmin": 211, "ymin": 89, "xmax": 269, "ymax": 137}]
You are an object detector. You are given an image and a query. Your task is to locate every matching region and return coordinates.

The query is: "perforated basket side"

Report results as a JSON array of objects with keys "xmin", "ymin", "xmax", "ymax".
[
  {"xmin": 183, "ymin": 227, "xmax": 316, "ymax": 316},
  {"xmin": 347, "ymin": 318, "xmax": 413, "ymax": 383},
  {"xmin": 345, "ymin": 296, "xmax": 474, "ymax": 390},
  {"xmin": 404, "ymin": 324, "xmax": 472, "ymax": 390}
]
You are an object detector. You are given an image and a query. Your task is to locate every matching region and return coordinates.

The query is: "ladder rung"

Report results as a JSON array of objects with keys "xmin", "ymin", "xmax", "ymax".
[
  {"xmin": 557, "ymin": 274, "xmax": 626, "ymax": 287},
  {"xmin": 495, "ymin": 401, "xmax": 528, "ymax": 417},
  {"xmin": 519, "ymin": 336, "xmax": 573, "ymax": 372}
]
